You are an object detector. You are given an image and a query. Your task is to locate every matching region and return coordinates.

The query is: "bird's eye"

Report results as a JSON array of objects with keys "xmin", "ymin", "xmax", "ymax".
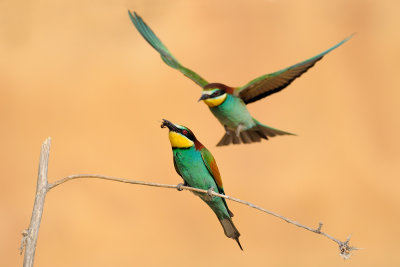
[
  {"xmin": 182, "ymin": 130, "xmax": 188, "ymax": 135},
  {"xmin": 212, "ymin": 90, "xmax": 224, "ymax": 97}
]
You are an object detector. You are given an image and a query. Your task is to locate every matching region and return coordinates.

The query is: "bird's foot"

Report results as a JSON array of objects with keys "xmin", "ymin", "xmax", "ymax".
[
  {"xmin": 206, "ymin": 187, "xmax": 215, "ymax": 200},
  {"xmin": 176, "ymin": 183, "xmax": 185, "ymax": 191},
  {"xmin": 235, "ymin": 124, "xmax": 244, "ymax": 137}
]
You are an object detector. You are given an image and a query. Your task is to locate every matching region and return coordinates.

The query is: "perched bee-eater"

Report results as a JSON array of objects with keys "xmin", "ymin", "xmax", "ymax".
[
  {"xmin": 161, "ymin": 119, "xmax": 242, "ymax": 250},
  {"xmin": 130, "ymin": 11, "xmax": 352, "ymax": 146}
]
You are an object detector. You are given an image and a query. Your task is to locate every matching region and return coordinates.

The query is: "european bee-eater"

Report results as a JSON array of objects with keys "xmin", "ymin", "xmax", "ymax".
[
  {"xmin": 161, "ymin": 119, "xmax": 242, "ymax": 250},
  {"xmin": 130, "ymin": 11, "xmax": 352, "ymax": 146}
]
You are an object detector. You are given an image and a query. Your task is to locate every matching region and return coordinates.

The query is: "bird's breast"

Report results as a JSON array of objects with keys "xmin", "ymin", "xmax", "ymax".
[
  {"xmin": 173, "ymin": 148, "xmax": 213, "ymax": 190},
  {"xmin": 209, "ymin": 95, "xmax": 255, "ymax": 129}
]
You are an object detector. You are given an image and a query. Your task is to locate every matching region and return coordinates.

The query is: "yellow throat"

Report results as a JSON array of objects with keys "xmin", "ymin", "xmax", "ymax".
[
  {"xmin": 169, "ymin": 131, "xmax": 194, "ymax": 148},
  {"xmin": 203, "ymin": 93, "xmax": 227, "ymax": 107}
]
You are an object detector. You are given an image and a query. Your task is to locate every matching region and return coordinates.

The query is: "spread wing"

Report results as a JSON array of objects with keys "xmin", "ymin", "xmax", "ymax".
[
  {"xmin": 235, "ymin": 35, "xmax": 354, "ymax": 104},
  {"xmin": 128, "ymin": 11, "xmax": 208, "ymax": 88}
]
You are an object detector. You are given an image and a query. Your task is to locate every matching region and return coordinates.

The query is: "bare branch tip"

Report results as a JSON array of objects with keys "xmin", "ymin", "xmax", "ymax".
[
  {"xmin": 19, "ymin": 229, "xmax": 29, "ymax": 255},
  {"xmin": 43, "ymin": 137, "xmax": 52, "ymax": 145},
  {"xmin": 346, "ymin": 234, "xmax": 352, "ymax": 242},
  {"xmin": 338, "ymin": 234, "xmax": 360, "ymax": 260},
  {"xmin": 316, "ymin": 222, "xmax": 323, "ymax": 232}
]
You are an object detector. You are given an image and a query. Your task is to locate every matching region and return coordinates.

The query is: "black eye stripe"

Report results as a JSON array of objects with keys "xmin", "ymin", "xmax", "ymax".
[
  {"xmin": 179, "ymin": 129, "xmax": 195, "ymax": 141},
  {"xmin": 211, "ymin": 90, "xmax": 225, "ymax": 97}
]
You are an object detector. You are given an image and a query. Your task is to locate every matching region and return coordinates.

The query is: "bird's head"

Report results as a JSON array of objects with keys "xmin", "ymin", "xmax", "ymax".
[
  {"xmin": 161, "ymin": 119, "xmax": 198, "ymax": 149},
  {"xmin": 199, "ymin": 83, "xmax": 233, "ymax": 107}
]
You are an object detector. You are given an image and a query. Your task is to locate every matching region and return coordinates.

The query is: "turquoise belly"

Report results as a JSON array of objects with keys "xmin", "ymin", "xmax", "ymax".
[
  {"xmin": 173, "ymin": 147, "xmax": 216, "ymax": 190},
  {"xmin": 209, "ymin": 94, "xmax": 255, "ymax": 130},
  {"xmin": 173, "ymin": 147, "xmax": 229, "ymax": 219}
]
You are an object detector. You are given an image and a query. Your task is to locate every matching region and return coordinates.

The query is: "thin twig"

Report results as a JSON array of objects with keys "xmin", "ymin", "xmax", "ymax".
[
  {"xmin": 47, "ymin": 174, "xmax": 359, "ymax": 258},
  {"xmin": 21, "ymin": 138, "xmax": 359, "ymax": 267}
]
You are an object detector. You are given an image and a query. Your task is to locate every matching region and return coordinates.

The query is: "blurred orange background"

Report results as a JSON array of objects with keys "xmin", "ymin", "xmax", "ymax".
[{"xmin": 2, "ymin": 0, "xmax": 399, "ymax": 266}]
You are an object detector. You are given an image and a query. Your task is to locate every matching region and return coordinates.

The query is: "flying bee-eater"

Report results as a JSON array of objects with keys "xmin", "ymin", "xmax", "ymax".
[
  {"xmin": 129, "ymin": 11, "xmax": 353, "ymax": 146},
  {"xmin": 161, "ymin": 119, "xmax": 242, "ymax": 250}
]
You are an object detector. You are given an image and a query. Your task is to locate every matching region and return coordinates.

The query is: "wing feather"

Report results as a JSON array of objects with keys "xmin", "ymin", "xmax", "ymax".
[
  {"xmin": 200, "ymin": 147, "xmax": 234, "ymax": 216},
  {"xmin": 128, "ymin": 11, "xmax": 208, "ymax": 87},
  {"xmin": 200, "ymin": 148, "xmax": 224, "ymax": 192},
  {"xmin": 173, "ymin": 157, "xmax": 183, "ymax": 178},
  {"xmin": 235, "ymin": 35, "xmax": 354, "ymax": 104}
]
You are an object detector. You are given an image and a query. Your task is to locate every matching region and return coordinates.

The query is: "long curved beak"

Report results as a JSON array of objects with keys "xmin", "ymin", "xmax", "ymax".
[{"xmin": 161, "ymin": 119, "xmax": 179, "ymax": 132}]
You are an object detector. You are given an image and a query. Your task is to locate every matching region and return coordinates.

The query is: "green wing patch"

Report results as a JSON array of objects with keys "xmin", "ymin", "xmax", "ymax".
[{"xmin": 128, "ymin": 11, "xmax": 209, "ymax": 88}]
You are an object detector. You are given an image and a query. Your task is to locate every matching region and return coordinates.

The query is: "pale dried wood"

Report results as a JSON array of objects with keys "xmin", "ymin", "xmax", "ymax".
[{"xmin": 20, "ymin": 138, "xmax": 359, "ymax": 267}]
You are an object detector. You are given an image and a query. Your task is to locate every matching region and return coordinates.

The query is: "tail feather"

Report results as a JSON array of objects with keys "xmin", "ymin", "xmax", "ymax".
[
  {"xmin": 257, "ymin": 124, "xmax": 292, "ymax": 137},
  {"xmin": 219, "ymin": 218, "xmax": 243, "ymax": 250},
  {"xmin": 232, "ymin": 134, "xmax": 241, "ymax": 144},
  {"xmin": 235, "ymin": 238, "xmax": 243, "ymax": 251},
  {"xmin": 248, "ymin": 130, "xmax": 262, "ymax": 142},
  {"xmin": 216, "ymin": 121, "xmax": 295, "ymax": 146},
  {"xmin": 240, "ymin": 131, "xmax": 252, "ymax": 144},
  {"xmin": 216, "ymin": 133, "xmax": 232, "ymax": 146},
  {"xmin": 255, "ymin": 129, "xmax": 268, "ymax": 139}
]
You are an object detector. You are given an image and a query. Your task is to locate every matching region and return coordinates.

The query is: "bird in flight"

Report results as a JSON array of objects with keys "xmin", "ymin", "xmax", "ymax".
[{"xmin": 129, "ymin": 11, "xmax": 353, "ymax": 146}]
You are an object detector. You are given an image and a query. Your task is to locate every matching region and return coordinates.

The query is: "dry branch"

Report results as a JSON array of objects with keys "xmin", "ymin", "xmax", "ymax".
[
  {"xmin": 21, "ymin": 138, "xmax": 359, "ymax": 267},
  {"xmin": 21, "ymin": 137, "xmax": 51, "ymax": 267}
]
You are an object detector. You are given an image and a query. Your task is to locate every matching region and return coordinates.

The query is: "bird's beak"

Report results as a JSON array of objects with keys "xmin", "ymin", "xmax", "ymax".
[
  {"xmin": 161, "ymin": 119, "xmax": 178, "ymax": 132},
  {"xmin": 198, "ymin": 94, "xmax": 211, "ymax": 102}
]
